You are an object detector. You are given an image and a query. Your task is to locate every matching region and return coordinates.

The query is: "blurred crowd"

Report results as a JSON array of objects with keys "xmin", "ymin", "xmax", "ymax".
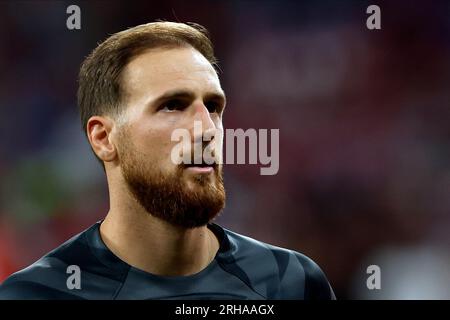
[{"xmin": 0, "ymin": 0, "xmax": 449, "ymax": 299}]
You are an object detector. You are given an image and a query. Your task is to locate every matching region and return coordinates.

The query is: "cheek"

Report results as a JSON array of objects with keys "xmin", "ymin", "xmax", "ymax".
[
  {"xmin": 131, "ymin": 126, "xmax": 171, "ymax": 160},
  {"xmin": 152, "ymin": 128, "xmax": 181, "ymax": 168},
  {"xmin": 127, "ymin": 115, "xmax": 185, "ymax": 171},
  {"xmin": 215, "ymin": 134, "xmax": 224, "ymax": 163}
]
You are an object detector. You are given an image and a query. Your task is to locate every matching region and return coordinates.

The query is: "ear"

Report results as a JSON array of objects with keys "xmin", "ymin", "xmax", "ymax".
[{"xmin": 86, "ymin": 116, "xmax": 117, "ymax": 163}]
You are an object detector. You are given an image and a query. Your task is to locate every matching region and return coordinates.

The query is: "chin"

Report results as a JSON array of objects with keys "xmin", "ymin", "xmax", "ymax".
[{"xmin": 185, "ymin": 174, "xmax": 215, "ymax": 190}]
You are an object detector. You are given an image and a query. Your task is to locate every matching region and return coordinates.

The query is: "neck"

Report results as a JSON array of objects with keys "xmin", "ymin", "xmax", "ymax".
[{"xmin": 100, "ymin": 174, "xmax": 220, "ymax": 277}]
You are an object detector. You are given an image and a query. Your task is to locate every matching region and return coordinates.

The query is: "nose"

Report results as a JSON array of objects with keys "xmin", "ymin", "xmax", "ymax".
[
  {"xmin": 195, "ymin": 102, "xmax": 216, "ymax": 129},
  {"xmin": 191, "ymin": 101, "xmax": 217, "ymax": 142}
]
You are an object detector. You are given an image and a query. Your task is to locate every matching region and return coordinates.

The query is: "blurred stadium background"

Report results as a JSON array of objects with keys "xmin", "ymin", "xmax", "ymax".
[{"xmin": 0, "ymin": 0, "xmax": 449, "ymax": 299}]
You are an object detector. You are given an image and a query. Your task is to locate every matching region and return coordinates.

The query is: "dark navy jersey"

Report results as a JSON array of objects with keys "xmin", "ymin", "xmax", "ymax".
[{"xmin": 0, "ymin": 222, "xmax": 335, "ymax": 300}]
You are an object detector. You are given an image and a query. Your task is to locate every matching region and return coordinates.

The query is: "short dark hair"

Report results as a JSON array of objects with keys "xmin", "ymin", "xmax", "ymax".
[{"xmin": 77, "ymin": 21, "xmax": 218, "ymax": 162}]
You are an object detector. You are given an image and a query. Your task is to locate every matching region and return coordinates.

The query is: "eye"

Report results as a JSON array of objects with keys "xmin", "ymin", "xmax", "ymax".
[
  {"xmin": 159, "ymin": 99, "xmax": 187, "ymax": 112},
  {"xmin": 205, "ymin": 101, "xmax": 222, "ymax": 114}
]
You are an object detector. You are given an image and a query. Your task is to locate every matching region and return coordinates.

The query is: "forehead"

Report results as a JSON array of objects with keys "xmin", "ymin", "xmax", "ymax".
[{"xmin": 122, "ymin": 46, "xmax": 222, "ymax": 99}]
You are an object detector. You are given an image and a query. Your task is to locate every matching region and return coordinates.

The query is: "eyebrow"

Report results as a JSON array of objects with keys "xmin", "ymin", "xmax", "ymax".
[{"xmin": 149, "ymin": 89, "xmax": 227, "ymax": 108}]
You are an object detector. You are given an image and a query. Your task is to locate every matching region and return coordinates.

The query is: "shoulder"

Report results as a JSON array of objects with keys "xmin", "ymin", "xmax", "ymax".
[
  {"xmin": 0, "ymin": 257, "xmax": 83, "ymax": 299},
  {"xmin": 0, "ymin": 223, "xmax": 112, "ymax": 300},
  {"xmin": 291, "ymin": 251, "xmax": 336, "ymax": 300},
  {"xmin": 219, "ymin": 227, "xmax": 335, "ymax": 300}
]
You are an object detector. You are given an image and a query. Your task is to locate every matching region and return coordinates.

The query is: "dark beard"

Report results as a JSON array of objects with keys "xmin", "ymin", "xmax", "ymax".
[{"xmin": 119, "ymin": 137, "xmax": 226, "ymax": 229}]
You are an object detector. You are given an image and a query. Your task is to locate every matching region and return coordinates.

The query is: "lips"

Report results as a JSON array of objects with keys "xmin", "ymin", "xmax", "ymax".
[
  {"xmin": 185, "ymin": 166, "xmax": 214, "ymax": 174},
  {"xmin": 183, "ymin": 157, "xmax": 217, "ymax": 167},
  {"xmin": 182, "ymin": 159, "xmax": 217, "ymax": 173},
  {"xmin": 185, "ymin": 162, "xmax": 213, "ymax": 168}
]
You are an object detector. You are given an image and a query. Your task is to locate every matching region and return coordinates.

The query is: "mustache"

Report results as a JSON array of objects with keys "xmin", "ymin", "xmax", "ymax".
[{"xmin": 177, "ymin": 140, "xmax": 221, "ymax": 167}]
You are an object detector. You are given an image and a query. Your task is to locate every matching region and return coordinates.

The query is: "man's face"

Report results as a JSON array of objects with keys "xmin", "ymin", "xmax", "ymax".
[{"xmin": 114, "ymin": 46, "xmax": 226, "ymax": 228}]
